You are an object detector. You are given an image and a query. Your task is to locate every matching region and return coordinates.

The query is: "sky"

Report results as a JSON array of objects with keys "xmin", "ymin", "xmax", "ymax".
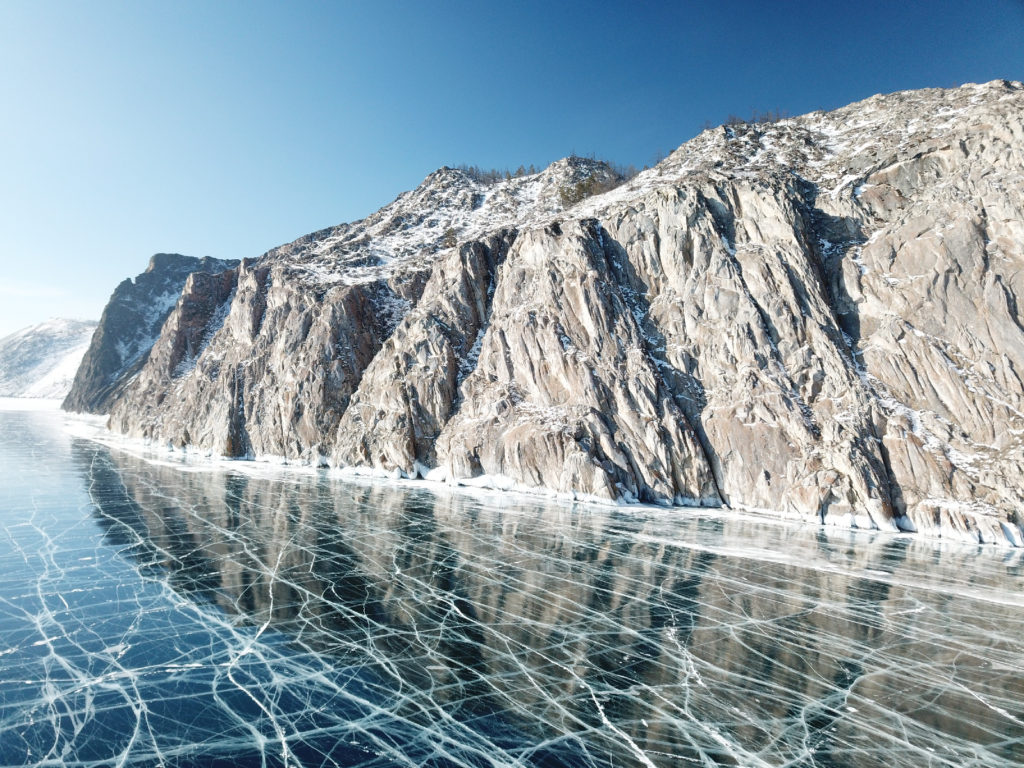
[{"xmin": 0, "ymin": 0, "xmax": 1022, "ymax": 338}]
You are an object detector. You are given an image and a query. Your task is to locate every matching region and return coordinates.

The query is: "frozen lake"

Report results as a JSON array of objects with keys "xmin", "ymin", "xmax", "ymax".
[{"xmin": 1, "ymin": 406, "xmax": 1022, "ymax": 767}]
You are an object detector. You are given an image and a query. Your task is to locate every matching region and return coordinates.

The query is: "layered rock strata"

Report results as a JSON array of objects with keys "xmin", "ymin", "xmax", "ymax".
[
  {"xmin": 63, "ymin": 253, "xmax": 238, "ymax": 413},
  {"xmin": 94, "ymin": 81, "xmax": 1024, "ymax": 545}
]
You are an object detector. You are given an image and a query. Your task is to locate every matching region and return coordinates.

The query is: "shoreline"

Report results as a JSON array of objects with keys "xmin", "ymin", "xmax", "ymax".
[{"xmin": 44, "ymin": 402, "xmax": 1024, "ymax": 553}]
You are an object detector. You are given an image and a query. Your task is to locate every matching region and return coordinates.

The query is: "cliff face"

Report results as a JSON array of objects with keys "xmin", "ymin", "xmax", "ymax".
[
  {"xmin": 102, "ymin": 81, "xmax": 1024, "ymax": 545},
  {"xmin": 63, "ymin": 254, "xmax": 239, "ymax": 413}
]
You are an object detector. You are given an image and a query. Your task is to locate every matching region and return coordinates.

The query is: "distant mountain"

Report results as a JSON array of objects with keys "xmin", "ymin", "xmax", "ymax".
[
  {"xmin": 0, "ymin": 319, "xmax": 98, "ymax": 398},
  {"xmin": 84, "ymin": 80, "xmax": 1024, "ymax": 546}
]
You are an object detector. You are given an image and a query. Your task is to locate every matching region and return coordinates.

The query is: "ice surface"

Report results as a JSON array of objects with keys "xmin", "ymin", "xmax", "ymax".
[
  {"xmin": 0, "ymin": 396, "xmax": 65, "ymax": 412},
  {"xmin": 0, "ymin": 408, "xmax": 1022, "ymax": 767}
]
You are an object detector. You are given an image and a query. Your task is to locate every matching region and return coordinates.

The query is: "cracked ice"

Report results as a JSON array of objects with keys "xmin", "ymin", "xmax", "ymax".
[{"xmin": 1, "ymin": 407, "xmax": 1022, "ymax": 767}]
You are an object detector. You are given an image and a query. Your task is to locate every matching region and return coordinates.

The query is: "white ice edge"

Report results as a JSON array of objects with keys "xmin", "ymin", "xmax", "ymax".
[
  {"xmin": 54, "ymin": 412, "xmax": 1024, "ymax": 561},
  {"xmin": 0, "ymin": 397, "xmax": 64, "ymax": 411}
]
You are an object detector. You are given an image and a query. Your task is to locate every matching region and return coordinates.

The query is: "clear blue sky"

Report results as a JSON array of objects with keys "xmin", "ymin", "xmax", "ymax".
[{"xmin": 1, "ymin": 0, "xmax": 1022, "ymax": 337}]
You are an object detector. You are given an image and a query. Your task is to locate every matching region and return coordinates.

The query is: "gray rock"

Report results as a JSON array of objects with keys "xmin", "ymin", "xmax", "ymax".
[
  {"xmin": 63, "ymin": 253, "xmax": 238, "ymax": 413},
  {"xmin": 108, "ymin": 258, "xmax": 406, "ymax": 460},
  {"xmin": 109, "ymin": 159, "xmax": 626, "ymax": 464},
  {"xmin": 434, "ymin": 220, "xmax": 718, "ymax": 505},
  {"xmin": 100, "ymin": 81, "xmax": 1024, "ymax": 546}
]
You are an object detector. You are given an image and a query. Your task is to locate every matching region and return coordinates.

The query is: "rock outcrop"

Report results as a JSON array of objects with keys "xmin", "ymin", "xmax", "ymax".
[
  {"xmin": 63, "ymin": 253, "xmax": 239, "ymax": 413},
  {"xmin": 94, "ymin": 81, "xmax": 1024, "ymax": 545}
]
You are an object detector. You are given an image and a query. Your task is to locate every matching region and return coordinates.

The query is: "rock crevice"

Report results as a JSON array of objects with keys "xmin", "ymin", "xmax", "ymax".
[{"xmin": 78, "ymin": 81, "xmax": 1024, "ymax": 546}]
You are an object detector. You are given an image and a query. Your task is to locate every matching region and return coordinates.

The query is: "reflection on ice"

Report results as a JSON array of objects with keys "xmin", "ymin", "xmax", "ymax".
[{"xmin": 0, "ymin": 408, "xmax": 1022, "ymax": 767}]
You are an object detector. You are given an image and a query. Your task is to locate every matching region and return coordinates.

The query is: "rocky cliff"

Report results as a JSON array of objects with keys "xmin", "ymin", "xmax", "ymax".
[
  {"xmin": 63, "ymin": 253, "xmax": 239, "ymax": 413},
  {"xmin": 97, "ymin": 81, "xmax": 1024, "ymax": 546}
]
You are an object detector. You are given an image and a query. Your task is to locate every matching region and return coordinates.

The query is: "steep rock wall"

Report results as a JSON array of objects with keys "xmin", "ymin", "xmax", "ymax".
[
  {"xmin": 63, "ymin": 253, "xmax": 238, "ymax": 413},
  {"xmin": 109, "ymin": 258, "xmax": 426, "ymax": 460},
  {"xmin": 98, "ymin": 81, "xmax": 1024, "ymax": 545}
]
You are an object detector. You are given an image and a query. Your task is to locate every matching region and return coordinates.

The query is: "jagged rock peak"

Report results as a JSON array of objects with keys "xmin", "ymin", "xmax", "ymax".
[
  {"xmin": 252, "ymin": 81, "xmax": 1024, "ymax": 274},
  {"xmin": 577, "ymin": 78, "xmax": 1024, "ymax": 216},
  {"xmin": 145, "ymin": 252, "xmax": 215, "ymax": 274},
  {"xmin": 258, "ymin": 156, "xmax": 627, "ymax": 289},
  {"xmin": 63, "ymin": 253, "xmax": 239, "ymax": 414},
  {"xmin": 98, "ymin": 81, "xmax": 1024, "ymax": 547}
]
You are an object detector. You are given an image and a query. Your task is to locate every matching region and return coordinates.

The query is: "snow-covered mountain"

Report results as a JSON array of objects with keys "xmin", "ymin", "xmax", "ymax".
[{"xmin": 0, "ymin": 319, "xmax": 98, "ymax": 398}]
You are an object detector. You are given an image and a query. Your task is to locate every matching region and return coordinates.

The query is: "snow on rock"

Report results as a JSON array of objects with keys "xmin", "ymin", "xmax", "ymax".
[
  {"xmin": 263, "ymin": 156, "xmax": 626, "ymax": 288},
  {"xmin": 63, "ymin": 254, "xmax": 239, "ymax": 414},
  {"xmin": 97, "ymin": 80, "xmax": 1024, "ymax": 547}
]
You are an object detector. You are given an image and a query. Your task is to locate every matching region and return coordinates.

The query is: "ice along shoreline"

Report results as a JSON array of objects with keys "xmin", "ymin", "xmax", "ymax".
[{"xmin": 53, "ymin": 401, "xmax": 1024, "ymax": 551}]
